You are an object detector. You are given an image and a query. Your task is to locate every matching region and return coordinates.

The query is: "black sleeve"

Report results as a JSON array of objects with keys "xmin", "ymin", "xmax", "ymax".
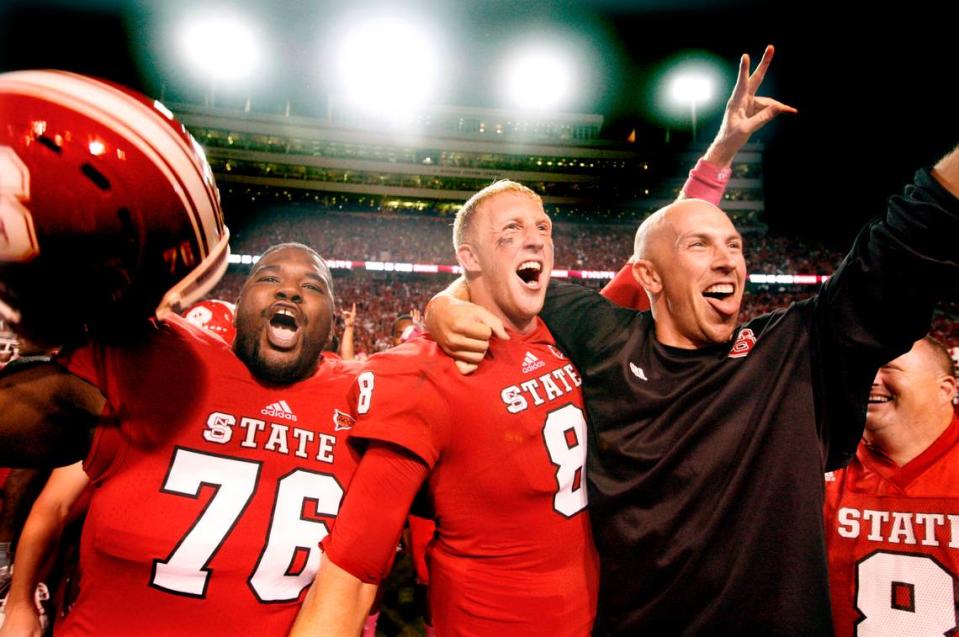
[
  {"xmin": 0, "ymin": 360, "xmax": 101, "ymax": 468},
  {"xmin": 540, "ymin": 280, "xmax": 636, "ymax": 368},
  {"xmin": 812, "ymin": 168, "xmax": 959, "ymax": 470}
]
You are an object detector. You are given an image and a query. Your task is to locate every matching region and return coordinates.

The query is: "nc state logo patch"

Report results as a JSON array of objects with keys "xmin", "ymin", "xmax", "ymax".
[
  {"xmin": 332, "ymin": 409, "xmax": 355, "ymax": 431},
  {"xmin": 546, "ymin": 344, "xmax": 566, "ymax": 360},
  {"xmin": 727, "ymin": 328, "xmax": 757, "ymax": 359}
]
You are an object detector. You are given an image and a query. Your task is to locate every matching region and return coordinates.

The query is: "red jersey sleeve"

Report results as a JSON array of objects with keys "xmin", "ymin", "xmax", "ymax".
[
  {"xmin": 322, "ymin": 443, "xmax": 429, "ymax": 583},
  {"xmin": 600, "ymin": 264, "xmax": 650, "ymax": 310},
  {"xmin": 56, "ymin": 343, "xmax": 122, "ymax": 482},
  {"xmin": 56, "ymin": 342, "xmax": 106, "ymax": 390},
  {"xmin": 348, "ymin": 349, "xmax": 451, "ymax": 468}
]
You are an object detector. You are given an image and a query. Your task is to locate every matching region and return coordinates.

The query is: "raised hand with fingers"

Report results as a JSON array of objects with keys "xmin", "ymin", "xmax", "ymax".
[
  {"xmin": 705, "ymin": 45, "xmax": 798, "ymax": 167},
  {"xmin": 341, "ymin": 302, "xmax": 357, "ymax": 330}
]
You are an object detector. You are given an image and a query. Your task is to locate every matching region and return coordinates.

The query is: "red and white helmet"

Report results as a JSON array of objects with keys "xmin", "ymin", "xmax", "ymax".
[
  {"xmin": 0, "ymin": 70, "xmax": 229, "ymax": 345},
  {"xmin": 183, "ymin": 299, "xmax": 236, "ymax": 344}
]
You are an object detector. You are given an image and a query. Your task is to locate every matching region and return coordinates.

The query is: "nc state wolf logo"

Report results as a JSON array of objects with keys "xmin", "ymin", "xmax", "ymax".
[
  {"xmin": 333, "ymin": 409, "xmax": 355, "ymax": 431},
  {"xmin": 728, "ymin": 328, "xmax": 757, "ymax": 359}
]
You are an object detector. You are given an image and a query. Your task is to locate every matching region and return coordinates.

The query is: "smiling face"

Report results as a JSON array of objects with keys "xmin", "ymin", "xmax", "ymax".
[
  {"xmin": 232, "ymin": 245, "xmax": 334, "ymax": 384},
  {"xmin": 456, "ymin": 189, "xmax": 553, "ymax": 334},
  {"xmin": 866, "ymin": 339, "xmax": 958, "ymax": 437},
  {"xmin": 633, "ymin": 200, "xmax": 746, "ymax": 349}
]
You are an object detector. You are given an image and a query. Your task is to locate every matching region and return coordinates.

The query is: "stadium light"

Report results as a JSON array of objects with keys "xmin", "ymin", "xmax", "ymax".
[
  {"xmin": 657, "ymin": 54, "xmax": 724, "ymax": 143},
  {"xmin": 500, "ymin": 44, "xmax": 576, "ymax": 111},
  {"xmin": 668, "ymin": 72, "xmax": 714, "ymax": 142},
  {"xmin": 332, "ymin": 15, "xmax": 442, "ymax": 118},
  {"xmin": 178, "ymin": 10, "xmax": 263, "ymax": 104}
]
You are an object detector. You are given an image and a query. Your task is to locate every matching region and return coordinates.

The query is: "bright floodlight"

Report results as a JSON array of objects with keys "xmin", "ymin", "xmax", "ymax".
[
  {"xmin": 661, "ymin": 58, "xmax": 722, "ymax": 142},
  {"xmin": 501, "ymin": 45, "xmax": 576, "ymax": 111},
  {"xmin": 334, "ymin": 16, "xmax": 440, "ymax": 112},
  {"xmin": 179, "ymin": 11, "xmax": 261, "ymax": 83},
  {"xmin": 669, "ymin": 74, "xmax": 714, "ymax": 106}
]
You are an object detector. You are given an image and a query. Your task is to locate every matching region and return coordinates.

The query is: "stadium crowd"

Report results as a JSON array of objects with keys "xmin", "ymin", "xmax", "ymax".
[
  {"xmin": 208, "ymin": 214, "xmax": 956, "ymax": 357},
  {"xmin": 228, "ymin": 210, "xmax": 845, "ymax": 273}
]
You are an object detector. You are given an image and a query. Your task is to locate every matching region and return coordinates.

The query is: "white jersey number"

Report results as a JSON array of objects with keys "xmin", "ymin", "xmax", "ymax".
[
  {"xmin": 0, "ymin": 146, "xmax": 39, "ymax": 262},
  {"xmin": 249, "ymin": 469, "xmax": 343, "ymax": 601},
  {"xmin": 151, "ymin": 448, "xmax": 342, "ymax": 601},
  {"xmin": 356, "ymin": 371, "xmax": 374, "ymax": 414},
  {"xmin": 856, "ymin": 551, "xmax": 957, "ymax": 636},
  {"xmin": 543, "ymin": 404, "xmax": 588, "ymax": 517}
]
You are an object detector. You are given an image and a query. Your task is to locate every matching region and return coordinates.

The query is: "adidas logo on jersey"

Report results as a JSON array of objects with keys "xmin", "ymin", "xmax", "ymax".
[
  {"xmin": 261, "ymin": 400, "xmax": 297, "ymax": 422},
  {"xmin": 522, "ymin": 351, "xmax": 545, "ymax": 374}
]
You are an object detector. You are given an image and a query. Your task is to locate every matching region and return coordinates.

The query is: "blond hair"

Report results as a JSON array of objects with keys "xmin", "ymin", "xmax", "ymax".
[{"xmin": 452, "ymin": 180, "xmax": 542, "ymax": 248}]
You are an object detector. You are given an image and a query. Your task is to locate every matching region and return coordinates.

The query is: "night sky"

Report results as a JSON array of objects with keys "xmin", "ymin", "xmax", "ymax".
[{"xmin": 2, "ymin": 0, "xmax": 955, "ymax": 248}]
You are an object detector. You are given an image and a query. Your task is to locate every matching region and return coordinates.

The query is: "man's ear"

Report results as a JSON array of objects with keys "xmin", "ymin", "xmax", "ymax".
[
  {"xmin": 457, "ymin": 243, "xmax": 482, "ymax": 275},
  {"xmin": 939, "ymin": 373, "xmax": 958, "ymax": 406},
  {"xmin": 632, "ymin": 259, "xmax": 662, "ymax": 294}
]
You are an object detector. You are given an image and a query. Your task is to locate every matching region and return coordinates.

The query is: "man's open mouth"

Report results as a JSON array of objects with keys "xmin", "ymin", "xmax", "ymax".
[
  {"xmin": 702, "ymin": 283, "xmax": 735, "ymax": 301},
  {"xmin": 516, "ymin": 260, "xmax": 543, "ymax": 288},
  {"xmin": 267, "ymin": 307, "xmax": 300, "ymax": 349}
]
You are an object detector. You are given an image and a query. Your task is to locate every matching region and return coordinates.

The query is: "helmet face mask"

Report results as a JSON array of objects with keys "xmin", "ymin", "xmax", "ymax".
[
  {"xmin": 0, "ymin": 319, "xmax": 18, "ymax": 366},
  {"xmin": 0, "ymin": 70, "xmax": 229, "ymax": 345}
]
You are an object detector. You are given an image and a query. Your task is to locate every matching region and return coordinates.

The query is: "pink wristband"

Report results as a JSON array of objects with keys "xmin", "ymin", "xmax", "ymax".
[{"xmin": 682, "ymin": 158, "xmax": 731, "ymax": 206}]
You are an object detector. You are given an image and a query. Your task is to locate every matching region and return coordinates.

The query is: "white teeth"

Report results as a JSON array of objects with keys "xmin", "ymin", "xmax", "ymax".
[
  {"xmin": 704, "ymin": 283, "xmax": 734, "ymax": 294},
  {"xmin": 868, "ymin": 394, "xmax": 892, "ymax": 403},
  {"xmin": 518, "ymin": 261, "xmax": 541, "ymax": 271}
]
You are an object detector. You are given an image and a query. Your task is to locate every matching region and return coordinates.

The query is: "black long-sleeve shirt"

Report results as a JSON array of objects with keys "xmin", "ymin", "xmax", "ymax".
[{"xmin": 539, "ymin": 169, "xmax": 959, "ymax": 636}]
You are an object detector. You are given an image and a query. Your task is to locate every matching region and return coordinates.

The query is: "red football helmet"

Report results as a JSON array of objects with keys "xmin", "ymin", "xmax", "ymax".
[
  {"xmin": 183, "ymin": 298, "xmax": 236, "ymax": 344},
  {"xmin": 0, "ymin": 70, "xmax": 229, "ymax": 345}
]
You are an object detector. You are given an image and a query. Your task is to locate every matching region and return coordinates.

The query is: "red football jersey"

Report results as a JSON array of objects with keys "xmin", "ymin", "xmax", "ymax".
[
  {"xmin": 349, "ymin": 318, "xmax": 599, "ymax": 636},
  {"xmin": 824, "ymin": 414, "xmax": 959, "ymax": 637},
  {"xmin": 57, "ymin": 315, "xmax": 359, "ymax": 636}
]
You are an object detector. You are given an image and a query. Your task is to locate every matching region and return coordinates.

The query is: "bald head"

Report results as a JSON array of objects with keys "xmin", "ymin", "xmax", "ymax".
[
  {"xmin": 633, "ymin": 199, "xmax": 732, "ymax": 262},
  {"xmin": 630, "ymin": 198, "xmax": 747, "ymax": 349}
]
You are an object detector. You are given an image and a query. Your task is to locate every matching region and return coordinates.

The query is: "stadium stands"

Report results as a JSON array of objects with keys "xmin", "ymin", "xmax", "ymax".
[{"xmin": 207, "ymin": 212, "xmax": 958, "ymax": 354}]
